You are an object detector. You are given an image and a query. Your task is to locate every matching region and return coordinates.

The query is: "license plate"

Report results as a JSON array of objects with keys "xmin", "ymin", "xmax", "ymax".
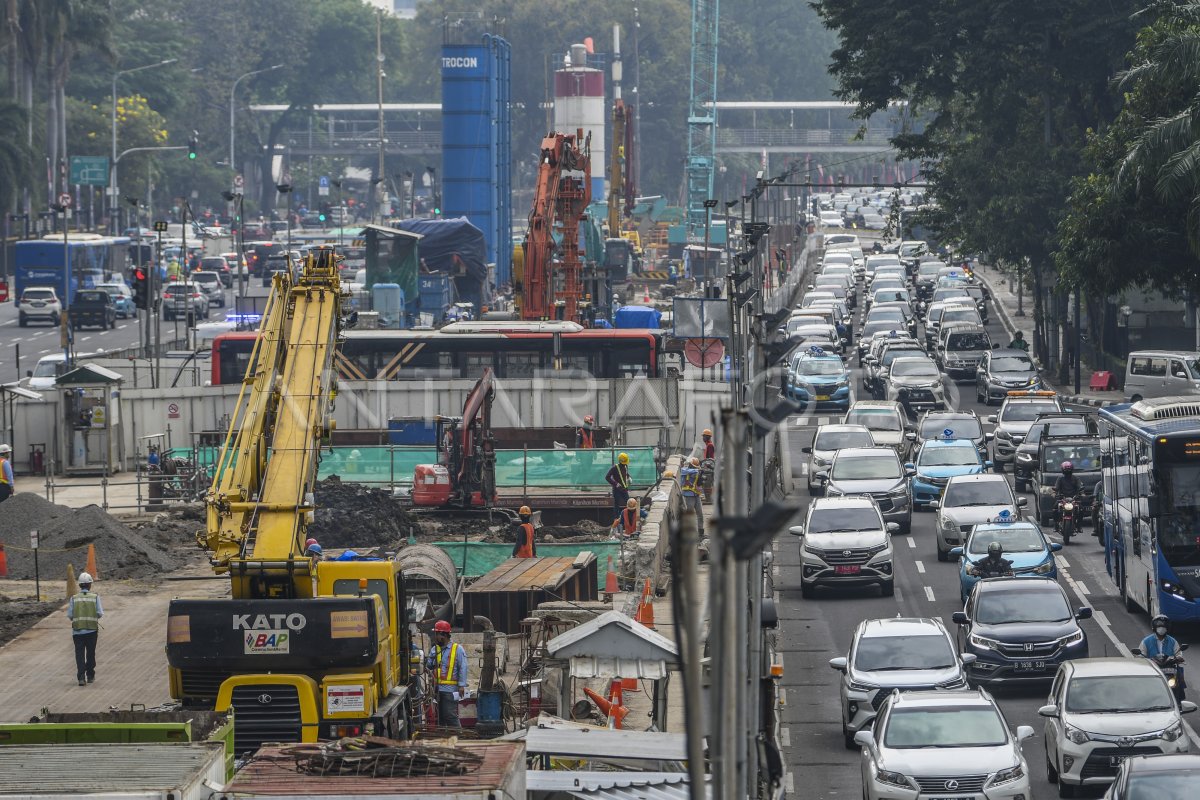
[
  {"xmin": 1014, "ymin": 660, "xmax": 1046, "ymax": 672},
  {"xmin": 816, "ymin": 394, "xmax": 830, "ymax": 401},
  {"xmin": 929, "ymin": 797, "xmax": 972, "ymax": 800},
  {"xmin": 834, "ymin": 565, "xmax": 860, "ymax": 575}
]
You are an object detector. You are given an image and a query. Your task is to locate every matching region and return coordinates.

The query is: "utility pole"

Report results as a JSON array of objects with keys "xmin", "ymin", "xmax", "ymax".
[{"xmin": 376, "ymin": 9, "xmax": 387, "ymax": 224}]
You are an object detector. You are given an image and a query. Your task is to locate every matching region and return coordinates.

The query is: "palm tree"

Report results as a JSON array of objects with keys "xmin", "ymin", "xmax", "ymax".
[{"xmin": 0, "ymin": 100, "xmax": 33, "ymax": 209}]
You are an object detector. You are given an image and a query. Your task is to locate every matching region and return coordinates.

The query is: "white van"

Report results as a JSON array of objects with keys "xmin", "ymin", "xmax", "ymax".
[{"xmin": 1125, "ymin": 350, "xmax": 1200, "ymax": 402}]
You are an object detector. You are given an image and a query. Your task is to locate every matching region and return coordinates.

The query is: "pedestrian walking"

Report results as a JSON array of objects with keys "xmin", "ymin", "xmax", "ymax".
[
  {"xmin": 0, "ymin": 443, "xmax": 13, "ymax": 504},
  {"xmin": 67, "ymin": 572, "xmax": 103, "ymax": 686},
  {"xmin": 605, "ymin": 453, "xmax": 632, "ymax": 527},
  {"xmin": 425, "ymin": 620, "xmax": 468, "ymax": 728},
  {"xmin": 680, "ymin": 456, "xmax": 705, "ymax": 537}
]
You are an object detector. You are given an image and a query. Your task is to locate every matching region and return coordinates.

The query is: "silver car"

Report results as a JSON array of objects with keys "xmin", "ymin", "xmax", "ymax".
[
  {"xmin": 830, "ymin": 617, "xmax": 971, "ymax": 748},
  {"xmin": 932, "ymin": 473, "xmax": 1026, "ymax": 560},
  {"xmin": 824, "ymin": 446, "xmax": 913, "ymax": 533},
  {"xmin": 803, "ymin": 423, "xmax": 875, "ymax": 494}
]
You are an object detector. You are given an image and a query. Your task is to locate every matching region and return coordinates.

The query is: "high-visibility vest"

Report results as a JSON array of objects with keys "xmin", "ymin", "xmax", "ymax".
[
  {"xmin": 434, "ymin": 643, "xmax": 463, "ymax": 686},
  {"xmin": 610, "ymin": 464, "xmax": 630, "ymax": 490},
  {"xmin": 515, "ymin": 523, "xmax": 536, "ymax": 558},
  {"xmin": 71, "ymin": 592, "xmax": 100, "ymax": 632},
  {"xmin": 578, "ymin": 428, "xmax": 595, "ymax": 448},
  {"xmin": 0, "ymin": 457, "xmax": 9, "ymax": 484},
  {"xmin": 681, "ymin": 468, "xmax": 701, "ymax": 495},
  {"xmin": 620, "ymin": 507, "xmax": 638, "ymax": 534}
]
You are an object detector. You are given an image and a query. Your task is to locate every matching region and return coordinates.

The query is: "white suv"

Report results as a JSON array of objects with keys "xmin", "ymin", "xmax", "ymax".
[
  {"xmin": 789, "ymin": 496, "xmax": 896, "ymax": 598},
  {"xmin": 830, "ymin": 617, "xmax": 971, "ymax": 748},
  {"xmin": 933, "ymin": 473, "xmax": 1026, "ymax": 561},
  {"xmin": 1040, "ymin": 658, "xmax": 1196, "ymax": 795},
  {"xmin": 190, "ymin": 270, "xmax": 225, "ymax": 307},
  {"xmin": 18, "ymin": 287, "xmax": 62, "ymax": 327}
]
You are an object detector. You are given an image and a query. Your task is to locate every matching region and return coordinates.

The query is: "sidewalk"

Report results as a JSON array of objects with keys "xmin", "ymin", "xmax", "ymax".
[{"xmin": 971, "ymin": 261, "xmax": 1126, "ymax": 409}]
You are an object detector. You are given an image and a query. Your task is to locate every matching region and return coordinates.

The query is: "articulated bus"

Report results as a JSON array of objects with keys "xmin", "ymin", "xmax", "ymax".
[
  {"xmin": 13, "ymin": 234, "xmax": 131, "ymax": 304},
  {"xmin": 1098, "ymin": 397, "xmax": 1200, "ymax": 622},
  {"xmin": 211, "ymin": 321, "xmax": 673, "ymax": 385}
]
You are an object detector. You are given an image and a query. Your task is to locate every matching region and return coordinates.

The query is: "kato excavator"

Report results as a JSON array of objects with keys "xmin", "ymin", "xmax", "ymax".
[{"xmin": 164, "ymin": 247, "xmax": 415, "ymax": 756}]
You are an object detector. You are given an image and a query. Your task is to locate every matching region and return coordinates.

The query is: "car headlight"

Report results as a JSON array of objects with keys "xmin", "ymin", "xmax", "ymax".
[
  {"xmin": 915, "ymin": 472, "xmax": 932, "ymax": 483},
  {"xmin": 812, "ymin": 456, "xmax": 829, "ymax": 468},
  {"xmin": 941, "ymin": 518, "xmax": 957, "ymax": 531},
  {"xmin": 826, "ymin": 485, "xmax": 845, "ymax": 497},
  {"xmin": 1034, "ymin": 560, "xmax": 1054, "ymax": 575},
  {"xmin": 1163, "ymin": 721, "xmax": 1185, "ymax": 742},
  {"xmin": 874, "ymin": 770, "xmax": 913, "ymax": 789},
  {"xmin": 848, "ymin": 679, "xmax": 876, "ymax": 692},
  {"xmin": 969, "ymin": 633, "xmax": 1001, "ymax": 650},
  {"xmin": 1065, "ymin": 725, "xmax": 1090, "ymax": 745},
  {"xmin": 937, "ymin": 676, "xmax": 968, "ymax": 689},
  {"xmin": 802, "ymin": 543, "xmax": 823, "ymax": 558},
  {"xmin": 988, "ymin": 764, "xmax": 1025, "ymax": 787},
  {"xmin": 888, "ymin": 485, "xmax": 909, "ymax": 499},
  {"xmin": 1059, "ymin": 629, "xmax": 1084, "ymax": 647}
]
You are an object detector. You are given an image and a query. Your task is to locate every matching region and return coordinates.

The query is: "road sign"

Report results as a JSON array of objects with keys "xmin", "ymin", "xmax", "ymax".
[
  {"xmin": 154, "ymin": 220, "xmax": 168, "ymax": 233},
  {"xmin": 684, "ymin": 337, "xmax": 725, "ymax": 368},
  {"xmin": 167, "ymin": 402, "xmax": 180, "ymax": 419},
  {"xmin": 30, "ymin": 530, "xmax": 39, "ymax": 549},
  {"xmin": 57, "ymin": 193, "xmax": 73, "ymax": 209},
  {"xmin": 69, "ymin": 155, "xmax": 109, "ymax": 186},
  {"xmin": 318, "ymin": 175, "xmax": 330, "ymax": 197},
  {"xmin": 233, "ymin": 174, "xmax": 244, "ymax": 190}
]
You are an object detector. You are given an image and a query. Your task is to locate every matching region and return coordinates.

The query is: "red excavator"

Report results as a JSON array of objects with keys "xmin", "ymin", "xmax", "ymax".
[
  {"xmin": 411, "ymin": 369, "xmax": 497, "ymax": 509},
  {"xmin": 518, "ymin": 130, "xmax": 593, "ymax": 323}
]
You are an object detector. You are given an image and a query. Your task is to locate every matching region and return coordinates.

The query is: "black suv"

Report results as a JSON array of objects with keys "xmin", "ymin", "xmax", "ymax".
[
  {"xmin": 1033, "ymin": 434, "xmax": 1102, "ymax": 526},
  {"xmin": 1013, "ymin": 414, "xmax": 1093, "ymax": 493},
  {"xmin": 70, "ymin": 289, "xmax": 116, "ymax": 330}
]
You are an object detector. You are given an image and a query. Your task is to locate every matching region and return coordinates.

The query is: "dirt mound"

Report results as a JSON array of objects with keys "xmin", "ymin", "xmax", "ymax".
[
  {"xmin": 309, "ymin": 477, "xmax": 420, "ymax": 549},
  {"xmin": 0, "ymin": 597, "xmax": 63, "ymax": 647},
  {"xmin": 0, "ymin": 493, "xmax": 183, "ymax": 581}
]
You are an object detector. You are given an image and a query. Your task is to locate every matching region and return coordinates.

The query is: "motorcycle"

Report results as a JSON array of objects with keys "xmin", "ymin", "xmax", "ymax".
[
  {"xmin": 1133, "ymin": 645, "xmax": 1189, "ymax": 702},
  {"xmin": 1057, "ymin": 495, "xmax": 1080, "ymax": 545}
]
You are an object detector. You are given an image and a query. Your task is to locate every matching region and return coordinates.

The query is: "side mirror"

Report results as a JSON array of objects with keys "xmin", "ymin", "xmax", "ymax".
[
  {"xmin": 885, "ymin": 522, "xmax": 900, "ymax": 534},
  {"xmin": 1038, "ymin": 704, "xmax": 1059, "ymax": 718},
  {"xmin": 1051, "ymin": 542, "xmax": 1063, "ymax": 552},
  {"xmin": 801, "ymin": 446, "xmax": 813, "ymax": 454},
  {"xmin": 952, "ymin": 611, "xmax": 969, "ymax": 625},
  {"xmin": 25, "ymin": 370, "xmax": 32, "ymax": 378},
  {"xmin": 1017, "ymin": 725, "xmax": 1036, "ymax": 742},
  {"xmin": 1016, "ymin": 497, "xmax": 1028, "ymax": 507},
  {"xmin": 987, "ymin": 415, "xmax": 998, "ymax": 423},
  {"xmin": 788, "ymin": 525, "xmax": 805, "ymax": 537},
  {"xmin": 1132, "ymin": 647, "xmax": 1143, "ymax": 656},
  {"xmin": 1181, "ymin": 643, "xmax": 1190, "ymax": 652},
  {"xmin": 960, "ymin": 653, "xmax": 977, "ymax": 665},
  {"xmin": 905, "ymin": 465, "xmax": 916, "ymax": 476},
  {"xmin": 1182, "ymin": 701, "xmax": 1198, "ymax": 714},
  {"xmin": 904, "ymin": 461, "xmax": 916, "ymax": 470},
  {"xmin": 929, "ymin": 500, "xmax": 941, "ymax": 509},
  {"xmin": 985, "ymin": 432, "xmax": 994, "ymax": 441},
  {"xmin": 984, "ymin": 460, "xmax": 994, "ymax": 470},
  {"xmin": 853, "ymin": 730, "xmax": 873, "ymax": 748},
  {"xmin": 905, "ymin": 431, "xmax": 916, "ymax": 441},
  {"xmin": 949, "ymin": 547, "xmax": 964, "ymax": 558},
  {"xmin": 829, "ymin": 656, "xmax": 848, "ymax": 672},
  {"xmin": 1076, "ymin": 607, "xmax": 1093, "ymax": 620}
]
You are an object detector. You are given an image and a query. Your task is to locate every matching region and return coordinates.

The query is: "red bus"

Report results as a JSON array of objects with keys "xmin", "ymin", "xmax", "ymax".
[{"xmin": 211, "ymin": 321, "xmax": 669, "ymax": 385}]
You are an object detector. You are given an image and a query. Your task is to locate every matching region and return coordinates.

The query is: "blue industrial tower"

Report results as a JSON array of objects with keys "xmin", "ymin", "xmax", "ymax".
[{"xmin": 686, "ymin": 0, "xmax": 719, "ymax": 235}]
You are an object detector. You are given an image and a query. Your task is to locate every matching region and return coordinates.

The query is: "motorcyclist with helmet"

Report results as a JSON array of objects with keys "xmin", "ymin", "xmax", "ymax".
[
  {"xmin": 974, "ymin": 541, "xmax": 1015, "ymax": 578},
  {"xmin": 1053, "ymin": 460, "xmax": 1083, "ymax": 531},
  {"xmin": 1140, "ymin": 614, "xmax": 1187, "ymax": 700}
]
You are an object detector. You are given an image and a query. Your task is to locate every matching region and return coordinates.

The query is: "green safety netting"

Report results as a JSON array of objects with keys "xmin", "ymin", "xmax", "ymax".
[
  {"xmin": 432, "ymin": 541, "xmax": 625, "ymax": 591},
  {"xmin": 166, "ymin": 446, "xmax": 656, "ymax": 490}
]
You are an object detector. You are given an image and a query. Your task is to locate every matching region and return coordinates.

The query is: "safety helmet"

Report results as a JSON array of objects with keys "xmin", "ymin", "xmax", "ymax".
[
  {"xmin": 626, "ymin": 498, "xmax": 638, "ymax": 509},
  {"xmin": 433, "ymin": 620, "xmax": 452, "ymax": 633},
  {"xmin": 986, "ymin": 541, "xmax": 1002, "ymax": 557},
  {"xmin": 618, "ymin": 452, "xmax": 629, "ymax": 465},
  {"xmin": 1014, "ymin": 330, "xmax": 1024, "ymax": 338},
  {"xmin": 662, "ymin": 469, "xmax": 676, "ymax": 479},
  {"xmin": 519, "ymin": 505, "xmax": 532, "ymax": 516},
  {"xmin": 78, "ymin": 571, "xmax": 93, "ymax": 585},
  {"xmin": 305, "ymin": 538, "xmax": 318, "ymax": 549},
  {"xmin": 1152, "ymin": 614, "xmax": 1169, "ymax": 630},
  {"xmin": 1061, "ymin": 460, "xmax": 1074, "ymax": 472},
  {"xmin": 0, "ymin": 444, "xmax": 10, "ymax": 454},
  {"xmin": 702, "ymin": 429, "xmax": 713, "ymax": 437},
  {"xmin": 306, "ymin": 544, "xmax": 323, "ymax": 556},
  {"xmin": 690, "ymin": 456, "xmax": 700, "ymax": 467},
  {"xmin": 584, "ymin": 415, "xmax": 594, "ymax": 425}
]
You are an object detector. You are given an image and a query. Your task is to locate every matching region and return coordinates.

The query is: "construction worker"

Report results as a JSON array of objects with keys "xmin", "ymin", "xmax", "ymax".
[
  {"xmin": 700, "ymin": 429, "xmax": 716, "ymax": 501},
  {"xmin": 576, "ymin": 415, "xmax": 596, "ymax": 449},
  {"xmin": 425, "ymin": 620, "xmax": 468, "ymax": 728},
  {"xmin": 680, "ymin": 456, "xmax": 705, "ymax": 537},
  {"xmin": 305, "ymin": 539, "xmax": 323, "ymax": 562},
  {"xmin": 513, "ymin": 506, "xmax": 537, "ymax": 558},
  {"xmin": 617, "ymin": 498, "xmax": 640, "ymax": 537},
  {"xmin": 67, "ymin": 571, "xmax": 103, "ymax": 686},
  {"xmin": 701, "ymin": 429, "xmax": 715, "ymax": 461},
  {"xmin": 606, "ymin": 452, "xmax": 632, "ymax": 526},
  {"xmin": 0, "ymin": 443, "xmax": 13, "ymax": 503}
]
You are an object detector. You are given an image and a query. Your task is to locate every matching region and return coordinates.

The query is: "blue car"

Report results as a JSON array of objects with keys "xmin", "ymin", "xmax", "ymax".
[
  {"xmin": 908, "ymin": 436, "xmax": 989, "ymax": 509},
  {"xmin": 786, "ymin": 348, "xmax": 850, "ymax": 409},
  {"xmin": 950, "ymin": 518, "xmax": 1062, "ymax": 603},
  {"xmin": 96, "ymin": 282, "xmax": 136, "ymax": 319}
]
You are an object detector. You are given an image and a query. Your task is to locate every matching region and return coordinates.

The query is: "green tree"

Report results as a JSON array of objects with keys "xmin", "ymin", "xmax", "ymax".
[{"xmin": 0, "ymin": 100, "xmax": 34, "ymax": 209}]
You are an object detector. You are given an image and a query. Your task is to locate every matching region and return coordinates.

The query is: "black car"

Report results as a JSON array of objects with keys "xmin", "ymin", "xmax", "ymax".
[
  {"xmin": 1033, "ymin": 434, "xmax": 1102, "ymax": 526},
  {"xmin": 1012, "ymin": 413, "xmax": 1093, "ymax": 492},
  {"xmin": 70, "ymin": 289, "xmax": 116, "ymax": 330},
  {"xmin": 953, "ymin": 578, "xmax": 1090, "ymax": 685},
  {"xmin": 1107, "ymin": 754, "xmax": 1200, "ymax": 799}
]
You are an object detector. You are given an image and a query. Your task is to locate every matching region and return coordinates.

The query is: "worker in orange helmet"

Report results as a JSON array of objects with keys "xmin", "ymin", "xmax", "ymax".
[
  {"xmin": 425, "ymin": 620, "xmax": 468, "ymax": 728},
  {"xmin": 576, "ymin": 415, "xmax": 596, "ymax": 449},
  {"xmin": 701, "ymin": 428, "xmax": 715, "ymax": 460},
  {"xmin": 618, "ymin": 498, "xmax": 639, "ymax": 537},
  {"xmin": 513, "ymin": 505, "xmax": 537, "ymax": 558}
]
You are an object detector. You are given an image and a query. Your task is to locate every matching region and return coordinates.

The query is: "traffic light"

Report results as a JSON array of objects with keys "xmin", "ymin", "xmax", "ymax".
[
  {"xmin": 132, "ymin": 268, "xmax": 148, "ymax": 309},
  {"xmin": 188, "ymin": 130, "xmax": 198, "ymax": 160}
]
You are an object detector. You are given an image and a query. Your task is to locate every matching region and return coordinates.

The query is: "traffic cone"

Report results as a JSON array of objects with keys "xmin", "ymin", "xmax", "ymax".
[
  {"xmin": 0, "ymin": 543, "xmax": 7, "ymax": 578},
  {"xmin": 604, "ymin": 556, "xmax": 618, "ymax": 602},
  {"xmin": 643, "ymin": 285, "xmax": 650, "ymax": 303},
  {"xmin": 583, "ymin": 686, "xmax": 629, "ymax": 729},
  {"xmin": 635, "ymin": 578, "xmax": 655, "ymax": 630},
  {"xmin": 85, "ymin": 544, "xmax": 99, "ymax": 580},
  {"xmin": 66, "ymin": 563, "xmax": 78, "ymax": 598}
]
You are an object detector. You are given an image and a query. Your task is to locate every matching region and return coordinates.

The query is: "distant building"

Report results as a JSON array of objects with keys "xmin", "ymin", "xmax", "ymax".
[{"xmin": 362, "ymin": 0, "xmax": 430, "ymax": 19}]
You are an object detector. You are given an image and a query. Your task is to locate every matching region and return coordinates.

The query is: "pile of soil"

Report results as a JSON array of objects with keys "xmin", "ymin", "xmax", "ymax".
[
  {"xmin": 0, "ymin": 493, "xmax": 183, "ymax": 581},
  {"xmin": 127, "ymin": 503, "xmax": 208, "ymax": 559},
  {"xmin": 0, "ymin": 597, "xmax": 63, "ymax": 647},
  {"xmin": 309, "ymin": 477, "xmax": 420, "ymax": 549}
]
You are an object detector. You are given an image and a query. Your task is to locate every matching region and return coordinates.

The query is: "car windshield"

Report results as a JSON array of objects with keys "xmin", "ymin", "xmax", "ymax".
[
  {"xmin": 944, "ymin": 480, "xmax": 1012, "ymax": 507},
  {"xmin": 1042, "ymin": 444, "xmax": 1101, "ymax": 471},
  {"xmin": 919, "ymin": 446, "xmax": 980, "ymax": 468},
  {"xmin": 846, "ymin": 409, "xmax": 902, "ymax": 433},
  {"xmin": 1127, "ymin": 772, "xmax": 1200, "ymax": 796},
  {"xmin": 1065, "ymin": 676, "xmax": 1173, "ymax": 713},
  {"xmin": 797, "ymin": 358, "xmax": 845, "ymax": 376},
  {"xmin": 808, "ymin": 507, "xmax": 882, "ymax": 534},
  {"xmin": 967, "ymin": 527, "xmax": 1046, "ymax": 555},
  {"xmin": 943, "ymin": 309, "xmax": 980, "ymax": 324},
  {"xmin": 976, "ymin": 589, "xmax": 1072, "ymax": 624},
  {"xmin": 883, "ymin": 707, "xmax": 1008, "ymax": 748},
  {"xmin": 1027, "ymin": 422, "xmax": 1087, "ymax": 444},
  {"xmin": 861, "ymin": 321, "xmax": 901, "ymax": 338},
  {"xmin": 31, "ymin": 360, "xmax": 59, "ymax": 378},
  {"xmin": 881, "ymin": 348, "xmax": 923, "ymax": 367},
  {"xmin": 832, "ymin": 454, "xmax": 901, "ymax": 480},
  {"xmin": 919, "ymin": 265, "xmax": 943, "ymax": 277},
  {"xmin": 867, "ymin": 309, "xmax": 905, "ymax": 323},
  {"xmin": 992, "ymin": 356, "xmax": 1034, "ymax": 372},
  {"xmin": 77, "ymin": 291, "xmax": 105, "ymax": 303},
  {"xmin": 855, "ymin": 635, "xmax": 955, "ymax": 671},
  {"xmin": 920, "ymin": 417, "xmax": 983, "ymax": 440},
  {"xmin": 814, "ymin": 429, "xmax": 874, "ymax": 451},
  {"xmin": 891, "ymin": 360, "xmax": 939, "ymax": 378},
  {"xmin": 1001, "ymin": 401, "xmax": 1060, "ymax": 422},
  {"xmin": 872, "ymin": 280, "xmax": 904, "ymax": 291},
  {"xmin": 873, "ymin": 292, "xmax": 908, "ymax": 305},
  {"xmin": 948, "ymin": 332, "xmax": 990, "ymax": 350},
  {"xmin": 787, "ymin": 318, "xmax": 824, "ymax": 331},
  {"xmin": 23, "ymin": 290, "xmax": 53, "ymax": 299}
]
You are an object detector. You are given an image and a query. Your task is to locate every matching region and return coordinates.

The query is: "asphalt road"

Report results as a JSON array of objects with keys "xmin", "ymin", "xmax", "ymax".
[
  {"xmin": 775, "ymin": 286, "xmax": 1200, "ymax": 799},
  {"xmin": 0, "ymin": 280, "xmax": 270, "ymax": 385}
]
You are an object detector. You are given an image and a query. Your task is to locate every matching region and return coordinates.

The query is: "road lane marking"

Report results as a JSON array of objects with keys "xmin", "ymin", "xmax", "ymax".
[
  {"xmin": 924, "ymin": 586, "xmax": 935, "ymax": 602},
  {"xmin": 1057, "ymin": 555, "xmax": 1071, "ymax": 569},
  {"xmin": 0, "ymin": 319, "xmax": 13, "ymax": 326},
  {"xmin": 80, "ymin": 336, "xmax": 91, "ymax": 342},
  {"xmin": 906, "ymin": 537, "xmax": 915, "ymax": 549},
  {"xmin": 1093, "ymin": 610, "xmax": 1111, "ymax": 628},
  {"xmin": 117, "ymin": 324, "xmax": 128, "ymax": 330},
  {"xmin": 914, "ymin": 560, "xmax": 925, "ymax": 574},
  {"xmin": 799, "ymin": 463, "xmax": 809, "ymax": 476},
  {"xmin": 781, "ymin": 726, "xmax": 791, "ymax": 748},
  {"xmin": 1075, "ymin": 580, "xmax": 1090, "ymax": 596},
  {"xmin": 784, "ymin": 771, "xmax": 794, "ymax": 794}
]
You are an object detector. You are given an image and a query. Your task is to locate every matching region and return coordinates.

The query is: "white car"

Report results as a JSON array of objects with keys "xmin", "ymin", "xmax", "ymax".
[
  {"xmin": 790, "ymin": 496, "xmax": 897, "ymax": 599},
  {"xmin": 190, "ymin": 270, "xmax": 225, "ymax": 307},
  {"xmin": 803, "ymin": 423, "xmax": 875, "ymax": 494},
  {"xmin": 1041, "ymin": 658, "xmax": 1196, "ymax": 795},
  {"xmin": 856, "ymin": 689, "xmax": 1034, "ymax": 800},
  {"xmin": 933, "ymin": 474, "xmax": 1027, "ymax": 561},
  {"xmin": 819, "ymin": 210, "xmax": 844, "ymax": 227},
  {"xmin": 17, "ymin": 287, "xmax": 62, "ymax": 327},
  {"xmin": 830, "ymin": 617, "xmax": 971, "ymax": 749},
  {"xmin": 844, "ymin": 400, "xmax": 908, "ymax": 456}
]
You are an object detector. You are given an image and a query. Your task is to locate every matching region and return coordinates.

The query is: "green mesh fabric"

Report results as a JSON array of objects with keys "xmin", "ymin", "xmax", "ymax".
[{"xmin": 432, "ymin": 541, "xmax": 625, "ymax": 590}]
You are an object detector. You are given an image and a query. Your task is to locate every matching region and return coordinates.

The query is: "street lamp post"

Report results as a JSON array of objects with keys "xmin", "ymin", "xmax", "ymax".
[
  {"xmin": 111, "ymin": 58, "xmax": 177, "ymax": 234},
  {"xmin": 229, "ymin": 65, "xmax": 284, "ymax": 184}
]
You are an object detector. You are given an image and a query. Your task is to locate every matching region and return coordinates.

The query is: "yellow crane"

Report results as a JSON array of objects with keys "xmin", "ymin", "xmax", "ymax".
[{"xmin": 165, "ymin": 247, "xmax": 415, "ymax": 755}]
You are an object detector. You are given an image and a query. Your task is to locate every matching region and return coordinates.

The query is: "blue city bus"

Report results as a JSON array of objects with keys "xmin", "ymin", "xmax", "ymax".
[
  {"xmin": 1098, "ymin": 398, "xmax": 1200, "ymax": 621},
  {"xmin": 13, "ymin": 234, "xmax": 131, "ymax": 305}
]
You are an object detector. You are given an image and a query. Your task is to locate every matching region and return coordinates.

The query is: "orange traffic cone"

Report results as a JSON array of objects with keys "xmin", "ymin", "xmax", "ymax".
[
  {"xmin": 635, "ymin": 578, "xmax": 655, "ymax": 630},
  {"xmin": 583, "ymin": 686, "xmax": 629, "ymax": 729},
  {"xmin": 604, "ymin": 556, "xmax": 618, "ymax": 602},
  {"xmin": 643, "ymin": 285, "xmax": 650, "ymax": 303},
  {"xmin": 0, "ymin": 543, "xmax": 7, "ymax": 578},
  {"xmin": 85, "ymin": 543, "xmax": 99, "ymax": 580}
]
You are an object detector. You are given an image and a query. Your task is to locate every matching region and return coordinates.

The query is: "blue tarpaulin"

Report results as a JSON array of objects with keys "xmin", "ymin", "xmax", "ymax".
[
  {"xmin": 392, "ymin": 218, "xmax": 489, "ymax": 309},
  {"xmin": 613, "ymin": 305, "xmax": 662, "ymax": 329}
]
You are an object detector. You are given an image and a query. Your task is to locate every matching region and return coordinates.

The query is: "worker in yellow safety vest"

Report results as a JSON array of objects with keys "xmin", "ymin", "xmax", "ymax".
[
  {"xmin": 67, "ymin": 571, "xmax": 103, "ymax": 686},
  {"xmin": 0, "ymin": 443, "xmax": 13, "ymax": 503},
  {"xmin": 425, "ymin": 620, "xmax": 468, "ymax": 728},
  {"xmin": 680, "ymin": 456, "xmax": 705, "ymax": 537},
  {"xmin": 605, "ymin": 453, "xmax": 632, "ymax": 528}
]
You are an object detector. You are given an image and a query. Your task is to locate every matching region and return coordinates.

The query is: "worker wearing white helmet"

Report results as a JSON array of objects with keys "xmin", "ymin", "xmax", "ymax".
[
  {"xmin": 0, "ymin": 443, "xmax": 13, "ymax": 503},
  {"xmin": 67, "ymin": 571, "xmax": 103, "ymax": 686}
]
